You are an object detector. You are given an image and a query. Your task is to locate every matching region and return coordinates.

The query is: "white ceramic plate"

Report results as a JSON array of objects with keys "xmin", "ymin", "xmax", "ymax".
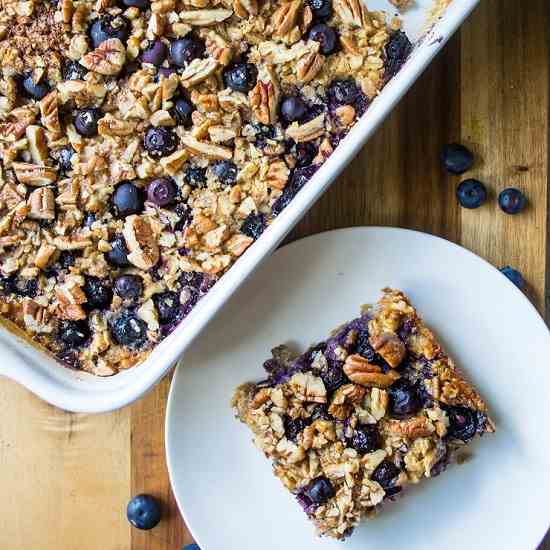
[{"xmin": 166, "ymin": 227, "xmax": 550, "ymax": 550}]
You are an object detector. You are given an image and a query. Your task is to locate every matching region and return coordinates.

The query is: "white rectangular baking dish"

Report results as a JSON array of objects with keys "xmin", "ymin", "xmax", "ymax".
[{"xmin": 0, "ymin": 0, "xmax": 479, "ymax": 412}]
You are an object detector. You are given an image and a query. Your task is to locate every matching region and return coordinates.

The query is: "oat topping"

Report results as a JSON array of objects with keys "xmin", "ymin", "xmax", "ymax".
[
  {"xmin": 232, "ymin": 289, "xmax": 494, "ymax": 540},
  {"xmin": 0, "ymin": 0, "xmax": 415, "ymax": 374}
]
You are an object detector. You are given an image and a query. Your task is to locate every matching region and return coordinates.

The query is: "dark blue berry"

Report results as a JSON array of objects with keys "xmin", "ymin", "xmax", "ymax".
[
  {"xmin": 173, "ymin": 97, "xmax": 194, "ymax": 128},
  {"xmin": 280, "ymin": 96, "xmax": 307, "ymax": 124},
  {"xmin": 292, "ymin": 142, "xmax": 317, "ymax": 167},
  {"xmin": 153, "ymin": 291, "xmax": 181, "ymax": 324},
  {"xmin": 211, "ymin": 160, "xmax": 238, "ymax": 185},
  {"xmin": 445, "ymin": 405, "xmax": 479, "ymax": 442},
  {"xmin": 498, "ymin": 188, "xmax": 527, "ymax": 215},
  {"xmin": 142, "ymin": 40, "xmax": 167, "ymax": 66},
  {"xmin": 146, "ymin": 177, "xmax": 177, "ymax": 206},
  {"xmin": 59, "ymin": 320, "xmax": 90, "ymax": 348},
  {"xmin": 285, "ymin": 416, "xmax": 310, "ymax": 443},
  {"xmin": 354, "ymin": 329, "xmax": 375, "ymax": 362},
  {"xmin": 122, "ymin": 0, "xmax": 150, "ymax": 9},
  {"xmin": 184, "ymin": 166, "xmax": 206, "ymax": 187},
  {"xmin": 63, "ymin": 60, "xmax": 88, "ymax": 81},
  {"xmin": 57, "ymin": 350, "xmax": 81, "ymax": 369},
  {"xmin": 371, "ymin": 460, "xmax": 400, "ymax": 492},
  {"xmin": 240, "ymin": 212, "xmax": 265, "ymax": 240},
  {"xmin": 350, "ymin": 425, "xmax": 380, "ymax": 455},
  {"xmin": 440, "ymin": 143, "xmax": 474, "ymax": 175},
  {"xmin": 114, "ymin": 274, "xmax": 143, "ymax": 301},
  {"xmin": 320, "ymin": 365, "xmax": 344, "ymax": 392},
  {"xmin": 327, "ymin": 79, "xmax": 360, "ymax": 107},
  {"xmin": 89, "ymin": 16, "xmax": 130, "ymax": 48},
  {"xmin": 500, "ymin": 266, "xmax": 525, "ymax": 289},
  {"xmin": 272, "ymin": 164, "xmax": 319, "ymax": 216},
  {"xmin": 308, "ymin": 24, "xmax": 338, "ymax": 55},
  {"xmin": 112, "ymin": 181, "xmax": 144, "ymax": 217},
  {"xmin": 3, "ymin": 277, "xmax": 39, "ymax": 298},
  {"xmin": 105, "ymin": 235, "xmax": 130, "ymax": 267},
  {"xmin": 303, "ymin": 477, "xmax": 335, "ymax": 505},
  {"xmin": 83, "ymin": 212, "xmax": 96, "ymax": 227},
  {"xmin": 83, "ymin": 276, "xmax": 113, "ymax": 310},
  {"xmin": 388, "ymin": 379, "xmax": 422, "ymax": 418},
  {"xmin": 223, "ymin": 63, "xmax": 258, "ymax": 93},
  {"xmin": 74, "ymin": 108, "xmax": 102, "ymax": 137},
  {"xmin": 56, "ymin": 146, "xmax": 75, "ymax": 173},
  {"xmin": 143, "ymin": 126, "xmax": 178, "ymax": 157},
  {"xmin": 110, "ymin": 310, "xmax": 147, "ymax": 348},
  {"xmin": 21, "ymin": 74, "xmax": 50, "ymax": 100},
  {"xmin": 127, "ymin": 494, "xmax": 161, "ymax": 530},
  {"xmin": 384, "ymin": 30, "xmax": 413, "ymax": 79},
  {"xmin": 170, "ymin": 38, "xmax": 205, "ymax": 67},
  {"xmin": 174, "ymin": 203, "xmax": 192, "ymax": 230},
  {"xmin": 58, "ymin": 251, "xmax": 76, "ymax": 269},
  {"xmin": 253, "ymin": 123, "xmax": 276, "ymax": 147},
  {"xmin": 307, "ymin": 0, "xmax": 332, "ymax": 20},
  {"xmin": 456, "ymin": 179, "xmax": 487, "ymax": 209}
]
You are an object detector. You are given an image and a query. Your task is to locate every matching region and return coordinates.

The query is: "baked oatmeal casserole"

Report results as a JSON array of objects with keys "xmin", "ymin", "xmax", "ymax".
[
  {"xmin": 233, "ymin": 289, "xmax": 494, "ymax": 540},
  {"xmin": 0, "ymin": 0, "xmax": 417, "ymax": 375}
]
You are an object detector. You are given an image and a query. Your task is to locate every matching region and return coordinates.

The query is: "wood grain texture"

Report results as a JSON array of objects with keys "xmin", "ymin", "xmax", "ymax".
[{"xmin": 0, "ymin": 1, "xmax": 548, "ymax": 549}]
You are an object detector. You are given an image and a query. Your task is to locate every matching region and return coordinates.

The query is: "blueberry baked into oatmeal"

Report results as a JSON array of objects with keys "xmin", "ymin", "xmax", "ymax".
[
  {"xmin": 232, "ymin": 289, "xmax": 494, "ymax": 540},
  {"xmin": 0, "ymin": 0, "xmax": 416, "ymax": 375}
]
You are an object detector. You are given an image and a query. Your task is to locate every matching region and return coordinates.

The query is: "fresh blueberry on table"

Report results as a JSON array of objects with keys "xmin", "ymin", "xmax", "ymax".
[
  {"xmin": 127, "ymin": 494, "xmax": 161, "ymax": 530},
  {"xmin": 500, "ymin": 266, "xmax": 525, "ymax": 289},
  {"xmin": 388, "ymin": 379, "xmax": 422, "ymax": 417},
  {"xmin": 59, "ymin": 320, "xmax": 90, "ymax": 348},
  {"xmin": 63, "ymin": 60, "xmax": 88, "ymax": 81},
  {"xmin": 223, "ymin": 62, "xmax": 258, "ymax": 93},
  {"xmin": 307, "ymin": 0, "xmax": 332, "ymax": 20},
  {"xmin": 74, "ymin": 108, "xmax": 102, "ymax": 137},
  {"xmin": 498, "ymin": 187, "xmax": 527, "ymax": 214},
  {"xmin": 304, "ymin": 476, "xmax": 335, "ymax": 505},
  {"xmin": 143, "ymin": 126, "xmax": 178, "ymax": 157},
  {"xmin": 184, "ymin": 166, "xmax": 207, "ymax": 187},
  {"xmin": 280, "ymin": 96, "xmax": 307, "ymax": 124},
  {"xmin": 142, "ymin": 40, "xmax": 167, "ymax": 66},
  {"xmin": 440, "ymin": 143, "xmax": 474, "ymax": 175},
  {"xmin": 170, "ymin": 38, "xmax": 205, "ymax": 67},
  {"xmin": 112, "ymin": 181, "xmax": 144, "ymax": 217},
  {"xmin": 110, "ymin": 310, "xmax": 148, "ymax": 347},
  {"xmin": 350, "ymin": 425, "xmax": 381, "ymax": 455},
  {"xmin": 308, "ymin": 24, "xmax": 338, "ymax": 55},
  {"xmin": 173, "ymin": 97, "xmax": 194, "ymax": 128},
  {"xmin": 89, "ymin": 15, "xmax": 130, "ymax": 48},
  {"xmin": 83, "ymin": 276, "xmax": 113, "ymax": 310},
  {"xmin": 211, "ymin": 160, "xmax": 238, "ymax": 185},
  {"xmin": 21, "ymin": 74, "xmax": 50, "ymax": 100},
  {"xmin": 146, "ymin": 177, "xmax": 177, "ymax": 206},
  {"xmin": 105, "ymin": 235, "xmax": 131, "ymax": 267},
  {"xmin": 114, "ymin": 274, "xmax": 143, "ymax": 301},
  {"xmin": 456, "ymin": 179, "xmax": 487, "ymax": 209}
]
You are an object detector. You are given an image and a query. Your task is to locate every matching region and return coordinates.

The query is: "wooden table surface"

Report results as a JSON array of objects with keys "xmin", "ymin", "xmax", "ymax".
[{"xmin": 1, "ymin": 1, "xmax": 549, "ymax": 548}]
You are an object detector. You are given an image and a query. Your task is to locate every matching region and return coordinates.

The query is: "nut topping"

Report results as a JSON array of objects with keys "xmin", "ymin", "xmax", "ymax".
[{"xmin": 123, "ymin": 215, "xmax": 160, "ymax": 270}]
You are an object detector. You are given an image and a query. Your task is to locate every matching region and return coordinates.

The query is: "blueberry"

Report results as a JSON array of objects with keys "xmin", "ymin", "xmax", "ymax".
[
  {"xmin": 303, "ymin": 477, "xmax": 335, "ymax": 505},
  {"xmin": 105, "ymin": 235, "xmax": 130, "ymax": 267},
  {"xmin": 223, "ymin": 63, "xmax": 258, "ymax": 93},
  {"xmin": 321, "ymin": 365, "xmax": 345, "ymax": 392},
  {"xmin": 174, "ymin": 203, "xmax": 192, "ymax": 230},
  {"xmin": 327, "ymin": 79, "xmax": 360, "ymax": 107},
  {"xmin": 114, "ymin": 274, "xmax": 143, "ymax": 301},
  {"xmin": 371, "ymin": 460, "xmax": 400, "ymax": 492},
  {"xmin": 445, "ymin": 405, "xmax": 479, "ymax": 442},
  {"xmin": 272, "ymin": 164, "xmax": 319, "ymax": 216},
  {"xmin": 293, "ymin": 142, "xmax": 317, "ymax": 168},
  {"xmin": 127, "ymin": 494, "xmax": 161, "ymax": 530},
  {"xmin": 253, "ymin": 123, "xmax": 277, "ymax": 148},
  {"xmin": 170, "ymin": 38, "xmax": 205, "ymax": 67},
  {"xmin": 146, "ymin": 177, "xmax": 177, "ymax": 207},
  {"xmin": 440, "ymin": 143, "xmax": 474, "ymax": 175},
  {"xmin": 59, "ymin": 320, "xmax": 90, "ymax": 348},
  {"xmin": 74, "ymin": 108, "xmax": 102, "ymax": 137},
  {"xmin": 500, "ymin": 265, "xmax": 525, "ymax": 289},
  {"xmin": 83, "ymin": 276, "xmax": 113, "ymax": 310},
  {"xmin": 142, "ymin": 40, "xmax": 167, "ymax": 66},
  {"xmin": 184, "ymin": 166, "xmax": 206, "ymax": 187},
  {"xmin": 307, "ymin": 0, "xmax": 332, "ymax": 20},
  {"xmin": 122, "ymin": 0, "xmax": 150, "ymax": 8},
  {"xmin": 56, "ymin": 146, "xmax": 75, "ymax": 173},
  {"xmin": 354, "ymin": 329, "xmax": 375, "ymax": 362},
  {"xmin": 308, "ymin": 24, "xmax": 338, "ymax": 55},
  {"xmin": 498, "ymin": 188, "xmax": 527, "ymax": 215},
  {"xmin": 83, "ymin": 212, "xmax": 96, "ymax": 227},
  {"xmin": 157, "ymin": 67, "xmax": 177, "ymax": 79},
  {"xmin": 456, "ymin": 179, "xmax": 487, "ymax": 209},
  {"xmin": 112, "ymin": 181, "xmax": 144, "ymax": 217},
  {"xmin": 173, "ymin": 97, "xmax": 194, "ymax": 128},
  {"xmin": 153, "ymin": 291, "xmax": 181, "ymax": 324},
  {"xmin": 63, "ymin": 60, "xmax": 88, "ymax": 81},
  {"xmin": 21, "ymin": 74, "xmax": 50, "ymax": 100},
  {"xmin": 280, "ymin": 96, "xmax": 307, "ymax": 124},
  {"xmin": 285, "ymin": 416, "xmax": 310, "ymax": 443},
  {"xmin": 388, "ymin": 379, "xmax": 422, "ymax": 417},
  {"xmin": 384, "ymin": 30, "xmax": 413, "ymax": 79},
  {"xmin": 58, "ymin": 250, "xmax": 76, "ymax": 269},
  {"xmin": 89, "ymin": 16, "xmax": 130, "ymax": 48},
  {"xmin": 211, "ymin": 160, "xmax": 238, "ymax": 185},
  {"xmin": 110, "ymin": 310, "xmax": 148, "ymax": 347},
  {"xmin": 349, "ymin": 425, "xmax": 380, "ymax": 455},
  {"xmin": 240, "ymin": 212, "xmax": 265, "ymax": 240},
  {"xmin": 143, "ymin": 126, "xmax": 178, "ymax": 157}
]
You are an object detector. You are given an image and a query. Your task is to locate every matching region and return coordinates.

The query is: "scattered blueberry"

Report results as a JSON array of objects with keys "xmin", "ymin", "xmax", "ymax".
[
  {"xmin": 56, "ymin": 146, "xmax": 75, "ymax": 173},
  {"xmin": 83, "ymin": 212, "xmax": 96, "ymax": 228},
  {"xmin": 292, "ymin": 142, "xmax": 317, "ymax": 167},
  {"xmin": 89, "ymin": 16, "xmax": 130, "ymax": 49},
  {"xmin": 388, "ymin": 379, "xmax": 422, "ymax": 418},
  {"xmin": 307, "ymin": 0, "xmax": 332, "ymax": 20},
  {"xmin": 105, "ymin": 235, "xmax": 130, "ymax": 267},
  {"xmin": 349, "ymin": 425, "xmax": 381, "ymax": 455},
  {"xmin": 184, "ymin": 166, "xmax": 206, "ymax": 187},
  {"xmin": 371, "ymin": 460, "xmax": 401, "ymax": 493},
  {"xmin": 74, "ymin": 107, "xmax": 102, "ymax": 137},
  {"xmin": 308, "ymin": 24, "xmax": 338, "ymax": 55},
  {"xmin": 253, "ymin": 123, "xmax": 276, "ymax": 147},
  {"xmin": 272, "ymin": 164, "xmax": 319, "ymax": 216},
  {"xmin": 440, "ymin": 143, "xmax": 474, "ymax": 175},
  {"xmin": 498, "ymin": 188, "xmax": 527, "ymax": 215},
  {"xmin": 303, "ymin": 477, "xmax": 335, "ymax": 505},
  {"xmin": 122, "ymin": 0, "xmax": 150, "ymax": 9},
  {"xmin": 170, "ymin": 38, "xmax": 205, "ymax": 67},
  {"xmin": 456, "ymin": 179, "xmax": 487, "ymax": 209},
  {"xmin": 354, "ymin": 329, "xmax": 375, "ymax": 362},
  {"xmin": 280, "ymin": 96, "xmax": 307, "ymax": 124},
  {"xmin": 127, "ymin": 494, "xmax": 161, "ymax": 530},
  {"xmin": 445, "ymin": 405, "xmax": 479, "ymax": 442},
  {"xmin": 59, "ymin": 320, "xmax": 90, "ymax": 348},
  {"xmin": 384, "ymin": 30, "xmax": 413, "ymax": 79},
  {"xmin": 143, "ymin": 126, "xmax": 178, "ymax": 157},
  {"xmin": 327, "ymin": 79, "xmax": 360, "ymax": 107},
  {"xmin": 153, "ymin": 291, "xmax": 181, "ymax": 324},
  {"xmin": 173, "ymin": 97, "xmax": 194, "ymax": 128},
  {"xmin": 223, "ymin": 63, "xmax": 258, "ymax": 93},
  {"xmin": 110, "ymin": 310, "xmax": 148, "ymax": 348},
  {"xmin": 142, "ymin": 40, "xmax": 167, "ymax": 66},
  {"xmin": 114, "ymin": 274, "xmax": 143, "ymax": 301},
  {"xmin": 58, "ymin": 250, "xmax": 76, "ymax": 269},
  {"xmin": 112, "ymin": 182, "xmax": 144, "ymax": 217},
  {"xmin": 63, "ymin": 60, "xmax": 88, "ymax": 81},
  {"xmin": 146, "ymin": 177, "xmax": 177, "ymax": 207},
  {"xmin": 83, "ymin": 276, "xmax": 113, "ymax": 310},
  {"xmin": 240, "ymin": 212, "xmax": 265, "ymax": 240},
  {"xmin": 320, "ymin": 365, "xmax": 344, "ymax": 392},
  {"xmin": 174, "ymin": 203, "xmax": 192, "ymax": 230},
  {"xmin": 211, "ymin": 160, "xmax": 238, "ymax": 185},
  {"xmin": 21, "ymin": 74, "xmax": 50, "ymax": 100},
  {"xmin": 500, "ymin": 266, "xmax": 524, "ymax": 289},
  {"xmin": 285, "ymin": 416, "xmax": 310, "ymax": 443}
]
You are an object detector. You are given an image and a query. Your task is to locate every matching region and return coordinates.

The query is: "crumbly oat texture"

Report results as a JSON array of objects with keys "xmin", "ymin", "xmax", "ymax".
[
  {"xmin": 232, "ymin": 289, "xmax": 494, "ymax": 540},
  {"xmin": 0, "ymin": 0, "xmax": 413, "ymax": 374}
]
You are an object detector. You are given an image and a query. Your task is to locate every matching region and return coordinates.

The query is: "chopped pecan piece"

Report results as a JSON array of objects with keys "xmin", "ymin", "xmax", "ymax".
[
  {"xmin": 12, "ymin": 163, "xmax": 57, "ymax": 186},
  {"xmin": 28, "ymin": 188, "xmax": 55, "ymax": 220},
  {"xmin": 123, "ymin": 215, "xmax": 160, "ymax": 270},
  {"xmin": 369, "ymin": 332, "xmax": 406, "ymax": 368},
  {"xmin": 328, "ymin": 383, "xmax": 366, "ymax": 419},
  {"xmin": 80, "ymin": 38, "xmax": 126, "ymax": 76}
]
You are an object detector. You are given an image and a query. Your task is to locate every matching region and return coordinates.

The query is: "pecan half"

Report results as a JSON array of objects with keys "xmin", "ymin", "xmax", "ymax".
[
  {"xmin": 28, "ymin": 188, "xmax": 55, "ymax": 220},
  {"xmin": 123, "ymin": 215, "xmax": 160, "ymax": 270},
  {"xmin": 344, "ymin": 355, "xmax": 400, "ymax": 387},
  {"xmin": 334, "ymin": 0, "xmax": 367, "ymax": 27},
  {"xmin": 370, "ymin": 332, "xmax": 406, "ymax": 368},
  {"xmin": 180, "ymin": 57, "xmax": 218, "ymax": 87},
  {"xmin": 80, "ymin": 38, "xmax": 126, "ymax": 76},
  {"xmin": 12, "ymin": 162, "xmax": 57, "ymax": 186},
  {"xmin": 179, "ymin": 8, "xmax": 233, "ymax": 25},
  {"xmin": 384, "ymin": 416, "xmax": 435, "ymax": 439},
  {"xmin": 273, "ymin": 0, "xmax": 302, "ymax": 36},
  {"xmin": 296, "ymin": 51, "xmax": 324, "ymax": 83},
  {"xmin": 249, "ymin": 66, "xmax": 280, "ymax": 125},
  {"xmin": 180, "ymin": 135, "xmax": 232, "ymax": 160}
]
